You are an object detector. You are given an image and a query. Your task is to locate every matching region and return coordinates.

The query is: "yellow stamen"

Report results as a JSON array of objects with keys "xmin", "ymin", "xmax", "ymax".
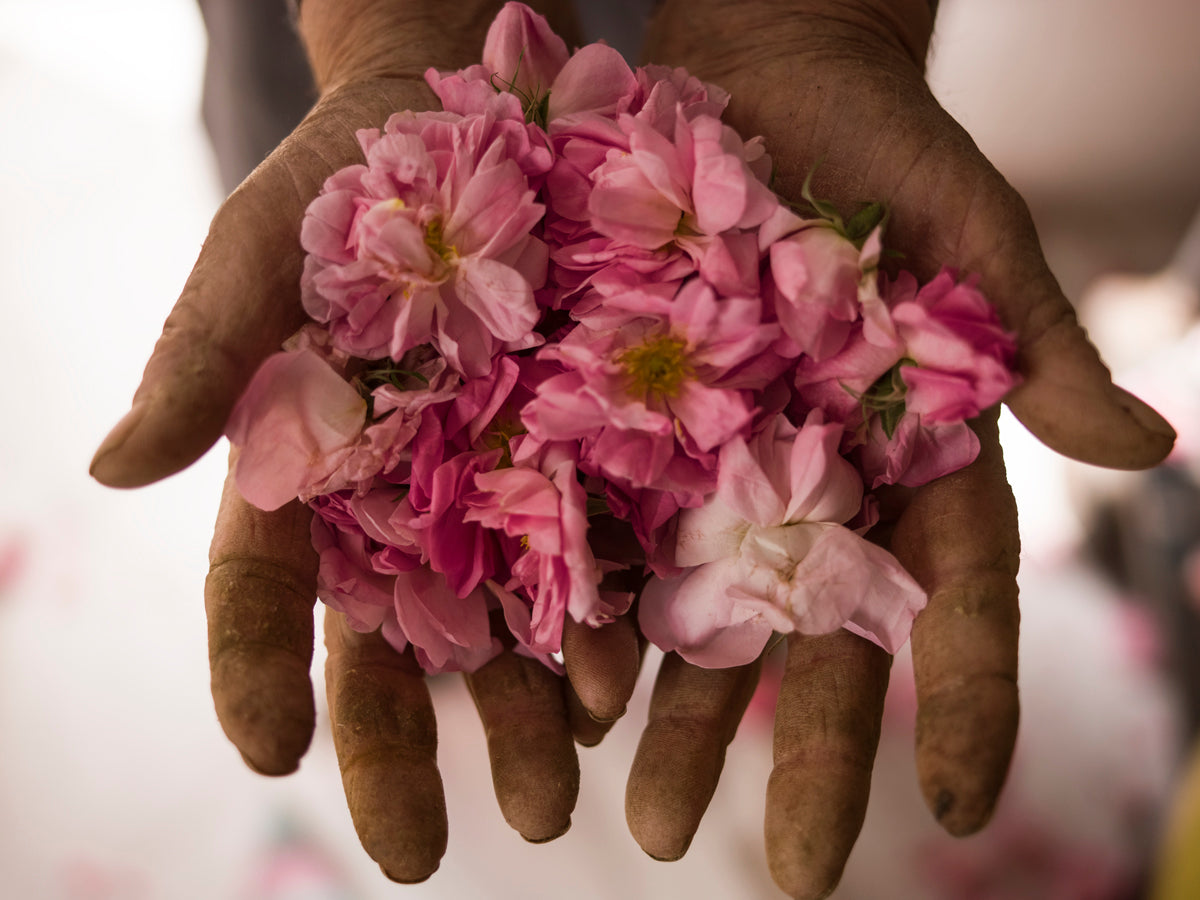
[
  {"xmin": 423, "ymin": 217, "xmax": 457, "ymax": 265},
  {"xmin": 618, "ymin": 335, "xmax": 693, "ymax": 399}
]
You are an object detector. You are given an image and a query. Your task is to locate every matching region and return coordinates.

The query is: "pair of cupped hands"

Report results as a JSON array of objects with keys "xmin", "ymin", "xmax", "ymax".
[{"xmin": 89, "ymin": 0, "xmax": 1175, "ymax": 897}]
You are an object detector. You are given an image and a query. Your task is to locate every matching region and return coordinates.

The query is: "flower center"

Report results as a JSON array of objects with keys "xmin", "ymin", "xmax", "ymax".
[
  {"xmin": 423, "ymin": 217, "xmax": 457, "ymax": 266},
  {"xmin": 618, "ymin": 335, "xmax": 693, "ymax": 399}
]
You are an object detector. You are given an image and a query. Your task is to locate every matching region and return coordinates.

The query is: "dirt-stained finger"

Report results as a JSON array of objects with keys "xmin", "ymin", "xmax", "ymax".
[
  {"xmin": 891, "ymin": 411, "xmax": 1021, "ymax": 836},
  {"xmin": 324, "ymin": 612, "xmax": 448, "ymax": 883},
  {"xmin": 206, "ymin": 467, "xmax": 318, "ymax": 775},
  {"xmin": 765, "ymin": 631, "xmax": 891, "ymax": 900},
  {"xmin": 464, "ymin": 649, "xmax": 579, "ymax": 843},
  {"xmin": 625, "ymin": 651, "xmax": 762, "ymax": 862}
]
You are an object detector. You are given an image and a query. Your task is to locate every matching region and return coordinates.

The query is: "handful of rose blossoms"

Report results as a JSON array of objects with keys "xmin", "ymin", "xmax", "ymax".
[{"xmin": 224, "ymin": 2, "xmax": 1020, "ymax": 675}]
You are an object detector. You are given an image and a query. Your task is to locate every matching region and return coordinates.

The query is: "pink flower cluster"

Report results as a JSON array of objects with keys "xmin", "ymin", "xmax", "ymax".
[{"xmin": 224, "ymin": 3, "xmax": 1021, "ymax": 672}]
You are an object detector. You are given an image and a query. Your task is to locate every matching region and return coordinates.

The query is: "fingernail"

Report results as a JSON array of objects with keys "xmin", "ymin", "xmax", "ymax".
[
  {"xmin": 237, "ymin": 750, "xmax": 298, "ymax": 778},
  {"xmin": 1112, "ymin": 385, "xmax": 1177, "ymax": 441},
  {"xmin": 89, "ymin": 402, "xmax": 148, "ymax": 486},
  {"xmin": 646, "ymin": 848, "xmax": 688, "ymax": 862},
  {"xmin": 521, "ymin": 818, "xmax": 571, "ymax": 844},
  {"xmin": 588, "ymin": 704, "xmax": 626, "ymax": 724},
  {"xmin": 380, "ymin": 864, "xmax": 435, "ymax": 885}
]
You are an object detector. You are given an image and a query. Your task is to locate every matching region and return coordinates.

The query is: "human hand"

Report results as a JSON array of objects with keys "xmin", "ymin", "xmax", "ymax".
[
  {"xmin": 628, "ymin": 1, "xmax": 1176, "ymax": 897},
  {"xmin": 90, "ymin": 0, "xmax": 642, "ymax": 883}
]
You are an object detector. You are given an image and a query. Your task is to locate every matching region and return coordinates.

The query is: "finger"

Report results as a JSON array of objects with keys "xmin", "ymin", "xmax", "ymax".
[
  {"xmin": 205, "ymin": 465, "xmax": 319, "ymax": 775},
  {"xmin": 561, "ymin": 614, "xmax": 642, "ymax": 727},
  {"xmin": 766, "ymin": 631, "xmax": 891, "ymax": 900},
  {"xmin": 890, "ymin": 410, "xmax": 1020, "ymax": 836},
  {"xmin": 464, "ymin": 649, "xmax": 579, "ymax": 842},
  {"xmin": 625, "ymin": 651, "xmax": 762, "ymax": 861},
  {"xmin": 324, "ymin": 611, "xmax": 448, "ymax": 883},
  {"xmin": 89, "ymin": 79, "xmax": 437, "ymax": 488}
]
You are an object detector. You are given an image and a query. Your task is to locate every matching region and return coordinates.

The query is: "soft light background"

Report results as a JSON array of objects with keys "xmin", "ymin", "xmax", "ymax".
[{"xmin": 0, "ymin": 1, "xmax": 1196, "ymax": 897}]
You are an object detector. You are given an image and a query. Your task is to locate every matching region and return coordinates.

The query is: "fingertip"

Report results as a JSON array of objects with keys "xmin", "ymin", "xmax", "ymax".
[
  {"xmin": 381, "ymin": 861, "xmax": 438, "ymax": 885},
  {"xmin": 921, "ymin": 784, "xmax": 997, "ymax": 838},
  {"xmin": 764, "ymin": 767, "xmax": 849, "ymax": 900},
  {"xmin": 89, "ymin": 403, "xmax": 150, "ymax": 487},
  {"xmin": 239, "ymin": 747, "xmax": 302, "ymax": 778},
  {"xmin": 1008, "ymin": 318, "xmax": 1176, "ymax": 469},
  {"xmin": 627, "ymin": 809, "xmax": 693, "ymax": 862},
  {"xmin": 1112, "ymin": 383, "xmax": 1177, "ymax": 448},
  {"xmin": 914, "ymin": 676, "xmax": 1017, "ymax": 837},
  {"xmin": 212, "ymin": 649, "xmax": 316, "ymax": 775},
  {"xmin": 90, "ymin": 390, "xmax": 225, "ymax": 487},
  {"xmin": 562, "ymin": 615, "xmax": 641, "ymax": 723},
  {"xmin": 566, "ymin": 685, "xmax": 617, "ymax": 746},
  {"xmin": 521, "ymin": 817, "xmax": 572, "ymax": 844}
]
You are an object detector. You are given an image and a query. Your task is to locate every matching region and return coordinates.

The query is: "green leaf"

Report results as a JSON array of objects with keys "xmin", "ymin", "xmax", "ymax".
[
  {"xmin": 879, "ymin": 399, "xmax": 905, "ymax": 439},
  {"xmin": 844, "ymin": 201, "xmax": 887, "ymax": 243}
]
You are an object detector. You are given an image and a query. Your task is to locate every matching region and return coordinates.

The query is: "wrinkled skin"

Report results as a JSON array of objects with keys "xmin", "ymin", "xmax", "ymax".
[{"xmin": 90, "ymin": 0, "xmax": 1174, "ymax": 897}]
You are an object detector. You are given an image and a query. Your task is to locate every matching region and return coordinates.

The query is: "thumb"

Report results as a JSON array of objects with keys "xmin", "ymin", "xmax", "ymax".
[{"xmin": 1003, "ymin": 285, "xmax": 1176, "ymax": 468}]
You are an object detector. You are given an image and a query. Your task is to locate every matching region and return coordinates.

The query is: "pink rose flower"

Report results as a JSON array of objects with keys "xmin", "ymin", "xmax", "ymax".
[
  {"xmin": 795, "ymin": 268, "xmax": 1020, "ymax": 488},
  {"xmin": 586, "ymin": 110, "xmax": 778, "ymax": 295},
  {"xmin": 426, "ymin": 1, "xmax": 638, "ymax": 133},
  {"xmin": 464, "ymin": 448, "xmax": 614, "ymax": 654},
  {"xmin": 523, "ymin": 280, "xmax": 779, "ymax": 511},
  {"xmin": 639, "ymin": 412, "xmax": 927, "ymax": 667},
  {"xmin": 300, "ymin": 111, "xmax": 547, "ymax": 377},
  {"xmin": 760, "ymin": 206, "xmax": 877, "ymax": 360},
  {"xmin": 890, "ymin": 269, "xmax": 1020, "ymax": 421},
  {"xmin": 310, "ymin": 504, "xmax": 399, "ymax": 633},
  {"xmin": 312, "ymin": 492, "xmax": 501, "ymax": 674}
]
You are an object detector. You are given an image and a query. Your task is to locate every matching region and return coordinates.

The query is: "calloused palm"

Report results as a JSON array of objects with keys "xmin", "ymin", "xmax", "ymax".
[{"xmin": 624, "ymin": 2, "xmax": 1174, "ymax": 898}]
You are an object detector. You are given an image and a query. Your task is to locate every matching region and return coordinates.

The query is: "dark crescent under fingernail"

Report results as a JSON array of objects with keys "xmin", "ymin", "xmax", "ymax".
[{"xmin": 934, "ymin": 788, "xmax": 955, "ymax": 820}]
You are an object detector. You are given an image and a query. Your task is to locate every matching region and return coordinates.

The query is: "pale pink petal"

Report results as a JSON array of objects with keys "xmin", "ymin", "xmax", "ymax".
[
  {"xmin": 639, "ymin": 563, "xmax": 775, "ymax": 668},
  {"xmin": 714, "ymin": 435, "xmax": 786, "ymax": 528},
  {"xmin": 785, "ymin": 413, "xmax": 864, "ymax": 525},
  {"xmin": 227, "ymin": 349, "xmax": 367, "ymax": 511},
  {"xmin": 483, "ymin": 2, "xmax": 569, "ymax": 100},
  {"xmin": 546, "ymin": 43, "xmax": 638, "ymax": 122},
  {"xmin": 669, "ymin": 380, "xmax": 753, "ymax": 452},
  {"xmin": 300, "ymin": 188, "xmax": 361, "ymax": 264},
  {"xmin": 784, "ymin": 524, "xmax": 927, "ymax": 654},
  {"xmin": 393, "ymin": 567, "xmax": 498, "ymax": 673},
  {"xmin": 443, "ymin": 160, "xmax": 543, "ymax": 257},
  {"xmin": 453, "ymin": 256, "xmax": 539, "ymax": 343},
  {"xmin": 588, "ymin": 161, "xmax": 683, "ymax": 249},
  {"xmin": 624, "ymin": 114, "xmax": 692, "ymax": 212},
  {"xmin": 674, "ymin": 498, "xmax": 749, "ymax": 567}
]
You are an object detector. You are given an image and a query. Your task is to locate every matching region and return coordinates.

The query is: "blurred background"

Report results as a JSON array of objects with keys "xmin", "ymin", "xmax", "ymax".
[{"xmin": 2, "ymin": 0, "xmax": 1199, "ymax": 897}]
